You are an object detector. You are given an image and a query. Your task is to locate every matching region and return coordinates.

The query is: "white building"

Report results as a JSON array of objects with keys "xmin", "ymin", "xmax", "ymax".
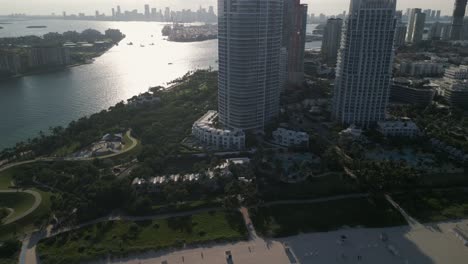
[
  {"xmin": 378, "ymin": 119, "xmax": 420, "ymax": 137},
  {"xmin": 192, "ymin": 111, "xmax": 245, "ymax": 150},
  {"xmin": 272, "ymin": 128, "xmax": 309, "ymax": 147},
  {"xmin": 444, "ymin": 65, "xmax": 468, "ymax": 80},
  {"xmin": 332, "ymin": 0, "xmax": 397, "ymax": 127},
  {"xmin": 398, "ymin": 61, "xmax": 444, "ymax": 76}
]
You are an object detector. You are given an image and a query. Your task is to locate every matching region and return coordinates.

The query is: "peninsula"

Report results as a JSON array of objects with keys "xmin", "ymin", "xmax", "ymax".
[
  {"xmin": 0, "ymin": 28, "xmax": 125, "ymax": 80},
  {"xmin": 162, "ymin": 24, "xmax": 217, "ymax": 42}
]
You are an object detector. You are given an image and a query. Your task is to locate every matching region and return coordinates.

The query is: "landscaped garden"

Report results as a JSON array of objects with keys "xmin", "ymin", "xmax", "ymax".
[
  {"xmin": 250, "ymin": 197, "xmax": 406, "ymax": 238},
  {"xmin": 392, "ymin": 189, "xmax": 468, "ymax": 223}
]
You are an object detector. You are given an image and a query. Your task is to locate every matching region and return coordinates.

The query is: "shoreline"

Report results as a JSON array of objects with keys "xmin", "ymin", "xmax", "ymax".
[{"xmin": 0, "ymin": 49, "xmax": 112, "ymax": 81}]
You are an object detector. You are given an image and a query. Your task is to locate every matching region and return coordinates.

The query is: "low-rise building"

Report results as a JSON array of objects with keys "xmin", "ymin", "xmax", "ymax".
[
  {"xmin": 437, "ymin": 66, "xmax": 468, "ymax": 108},
  {"xmin": 272, "ymin": 128, "xmax": 309, "ymax": 147},
  {"xmin": 127, "ymin": 92, "xmax": 161, "ymax": 107},
  {"xmin": 378, "ymin": 119, "xmax": 420, "ymax": 138},
  {"xmin": 397, "ymin": 60, "xmax": 444, "ymax": 77},
  {"xmin": 391, "ymin": 78, "xmax": 435, "ymax": 105},
  {"xmin": 192, "ymin": 111, "xmax": 245, "ymax": 150},
  {"xmin": 439, "ymin": 80, "xmax": 468, "ymax": 107},
  {"xmin": 444, "ymin": 65, "xmax": 468, "ymax": 80}
]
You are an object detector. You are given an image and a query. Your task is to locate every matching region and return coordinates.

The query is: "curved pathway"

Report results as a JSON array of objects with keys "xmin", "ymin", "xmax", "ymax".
[{"xmin": 0, "ymin": 189, "xmax": 42, "ymax": 225}]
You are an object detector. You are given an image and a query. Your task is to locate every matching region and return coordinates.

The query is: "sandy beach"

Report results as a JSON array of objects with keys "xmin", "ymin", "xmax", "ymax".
[{"xmin": 96, "ymin": 219, "xmax": 468, "ymax": 264}]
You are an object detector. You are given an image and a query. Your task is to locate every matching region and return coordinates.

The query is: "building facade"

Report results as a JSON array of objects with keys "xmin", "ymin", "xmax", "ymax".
[
  {"xmin": 282, "ymin": 0, "xmax": 308, "ymax": 85},
  {"xmin": 377, "ymin": 119, "xmax": 420, "ymax": 138},
  {"xmin": 390, "ymin": 79, "xmax": 435, "ymax": 105},
  {"xmin": 332, "ymin": 0, "xmax": 397, "ymax": 127},
  {"xmin": 394, "ymin": 24, "xmax": 407, "ymax": 47},
  {"xmin": 192, "ymin": 111, "xmax": 246, "ymax": 150},
  {"xmin": 397, "ymin": 61, "xmax": 444, "ymax": 77},
  {"xmin": 406, "ymin": 9, "xmax": 426, "ymax": 43},
  {"xmin": 218, "ymin": 0, "xmax": 283, "ymax": 130},
  {"xmin": 321, "ymin": 18, "xmax": 343, "ymax": 66},
  {"xmin": 28, "ymin": 47, "xmax": 71, "ymax": 68},
  {"xmin": 451, "ymin": 0, "xmax": 468, "ymax": 40},
  {"xmin": 272, "ymin": 128, "xmax": 309, "ymax": 147}
]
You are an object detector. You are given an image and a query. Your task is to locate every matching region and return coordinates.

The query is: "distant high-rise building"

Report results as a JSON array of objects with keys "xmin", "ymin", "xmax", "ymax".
[
  {"xmin": 407, "ymin": 9, "xmax": 426, "ymax": 43},
  {"xmin": 423, "ymin": 9, "xmax": 432, "ymax": 18},
  {"xmin": 218, "ymin": 0, "xmax": 283, "ymax": 130},
  {"xmin": 62, "ymin": 11, "xmax": 66, "ymax": 18},
  {"xmin": 282, "ymin": 0, "xmax": 308, "ymax": 86},
  {"xmin": 164, "ymin": 7, "xmax": 171, "ymax": 21},
  {"xmin": 95, "ymin": 10, "xmax": 99, "ymax": 18},
  {"xmin": 436, "ymin": 10, "xmax": 441, "ymax": 21},
  {"xmin": 395, "ymin": 24, "xmax": 407, "ymax": 47},
  {"xmin": 451, "ymin": 0, "xmax": 468, "ymax": 40},
  {"xmin": 463, "ymin": 17, "xmax": 468, "ymax": 40},
  {"xmin": 332, "ymin": 0, "xmax": 397, "ymax": 127},
  {"xmin": 321, "ymin": 18, "xmax": 343, "ymax": 66},
  {"xmin": 431, "ymin": 10, "xmax": 437, "ymax": 19},
  {"xmin": 111, "ymin": 8, "xmax": 115, "ymax": 17},
  {"xmin": 117, "ymin": 6, "xmax": 122, "ymax": 17},
  {"xmin": 144, "ymin": 4, "xmax": 150, "ymax": 19}
]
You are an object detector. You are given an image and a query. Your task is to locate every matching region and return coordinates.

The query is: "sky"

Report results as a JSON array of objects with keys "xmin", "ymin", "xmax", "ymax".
[{"xmin": 0, "ymin": 0, "xmax": 455, "ymax": 16}]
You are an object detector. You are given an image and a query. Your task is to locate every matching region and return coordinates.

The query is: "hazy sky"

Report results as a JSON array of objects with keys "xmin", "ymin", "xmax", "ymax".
[{"xmin": 0, "ymin": 0, "xmax": 455, "ymax": 16}]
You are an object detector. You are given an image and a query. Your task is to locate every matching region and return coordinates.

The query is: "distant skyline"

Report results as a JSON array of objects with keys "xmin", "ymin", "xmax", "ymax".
[{"xmin": 0, "ymin": 0, "xmax": 455, "ymax": 16}]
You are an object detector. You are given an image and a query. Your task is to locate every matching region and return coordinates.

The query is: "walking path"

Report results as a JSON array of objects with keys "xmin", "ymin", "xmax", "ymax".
[{"xmin": 0, "ymin": 190, "xmax": 42, "ymax": 225}]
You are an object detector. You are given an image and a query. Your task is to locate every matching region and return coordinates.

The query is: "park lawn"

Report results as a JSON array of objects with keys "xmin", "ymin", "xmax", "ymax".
[
  {"xmin": 38, "ymin": 210, "xmax": 247, "ymax": 264},
  {"xmin": 392, "ymin": 189, "xmax": 468, "ymax": 223},
  {"xmin": 250, "ymin": 197, "xmax": 406, "ymax": 238},
  {"xmin": 0, "ymin": 168, "xmax": 14, "ymax": 189},
  {"xmin": 0, "ymin": 189, "xmax": 52, "ymax": 240},
  {"xmin": 0, "ymin": 192, "xmax": 36, "ymax": 223},
  {"xmin": 52, "ymin": 142, "xmax": 81, "ymax": 157}
]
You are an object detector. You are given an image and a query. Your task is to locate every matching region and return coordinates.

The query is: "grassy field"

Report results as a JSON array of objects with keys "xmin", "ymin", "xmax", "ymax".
[
  {"xmin": 393, "ymin": 189, "xmax": 468, "ymax": 223},
  {"xmin": 0, "ymin": 192, "xmax": 36, "ymax": 223},
  {"xmin": 52, "ymin": 142, "xmax": 81, "ymax": 157},
  {"xmin": 38, "ymin": 210, "xmax": 247, "ymax": 264},
  {"xmin": 250, "ymin": 197, "xmax": 406, "ymax": 238},
  {"xmin": 0, "ymin": 189, "xmax": 52, "ymax": 240},
  {"xmin": 0, "ymin": 168, "xmax": 14, "ymax": 189}
]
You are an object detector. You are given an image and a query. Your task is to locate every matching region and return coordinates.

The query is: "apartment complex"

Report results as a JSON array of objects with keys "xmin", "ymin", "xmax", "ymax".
[{"xmin": 332, "ymin": 0, "xmax": 397, "ymax": 127}]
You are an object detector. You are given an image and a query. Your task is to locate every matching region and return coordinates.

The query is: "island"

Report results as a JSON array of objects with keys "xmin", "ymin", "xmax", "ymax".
[
  {"xmin": 0, "ymin": 28, "xmax": 125, "ymax": 80},
  {"xmin": 26, "ymin": 25, "xmax": 47, "ymax": 29},
  {"xmin": 162, "ymin": 24, "xmax": 217, "ymax": 42}
]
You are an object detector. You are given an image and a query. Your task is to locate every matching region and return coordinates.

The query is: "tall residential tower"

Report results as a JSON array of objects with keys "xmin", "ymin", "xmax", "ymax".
[
  {"xmin": 218, "ymin": 0, "xmax": 283, "ymax": 130},
  {"xmin": 406, "ymin": 8, "xmax": 426, "ymax": 43},
  {"xmin": 321, "ymin": 18, "xmax": 343, "ymax": 66},
  {"xmin": 282, "ymin": 0, "xmax": 308, "ymax": 86},
  {"xmin": 451, "ymin": 0, "xmax": 468, "ymax": 40},
  {"xmin": 332, "ymin": 0, "xmax": 397, "ymax": 127}
]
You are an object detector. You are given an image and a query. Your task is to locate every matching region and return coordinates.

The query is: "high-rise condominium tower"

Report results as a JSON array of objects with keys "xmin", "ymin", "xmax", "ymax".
[
  {"xmin": 218, "ymin": 0, "xmax": 283, "ymax": 130},
  {"xmin": 332, "ymin": 0, "xmax": 397, "ymax": 127},
  {"xmin": 406, "ymin": 8, "xmax": 426, "ymax": 43},
  {"xmin": 451, "ymin": 0, "xmax": 468, "ymax": 40},
  {"xmin": 321, "ymin": 18, "xmax": 343, "ymax": 66},
  {"xmin": 282, "ymin": 0, "xmax": 308, "ymax": 86}
]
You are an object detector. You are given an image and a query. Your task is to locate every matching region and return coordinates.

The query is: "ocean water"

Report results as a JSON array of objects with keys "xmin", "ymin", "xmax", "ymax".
[{"xmin": 0, "ymin": 19, "xmax": 321, "ymax": 150}]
